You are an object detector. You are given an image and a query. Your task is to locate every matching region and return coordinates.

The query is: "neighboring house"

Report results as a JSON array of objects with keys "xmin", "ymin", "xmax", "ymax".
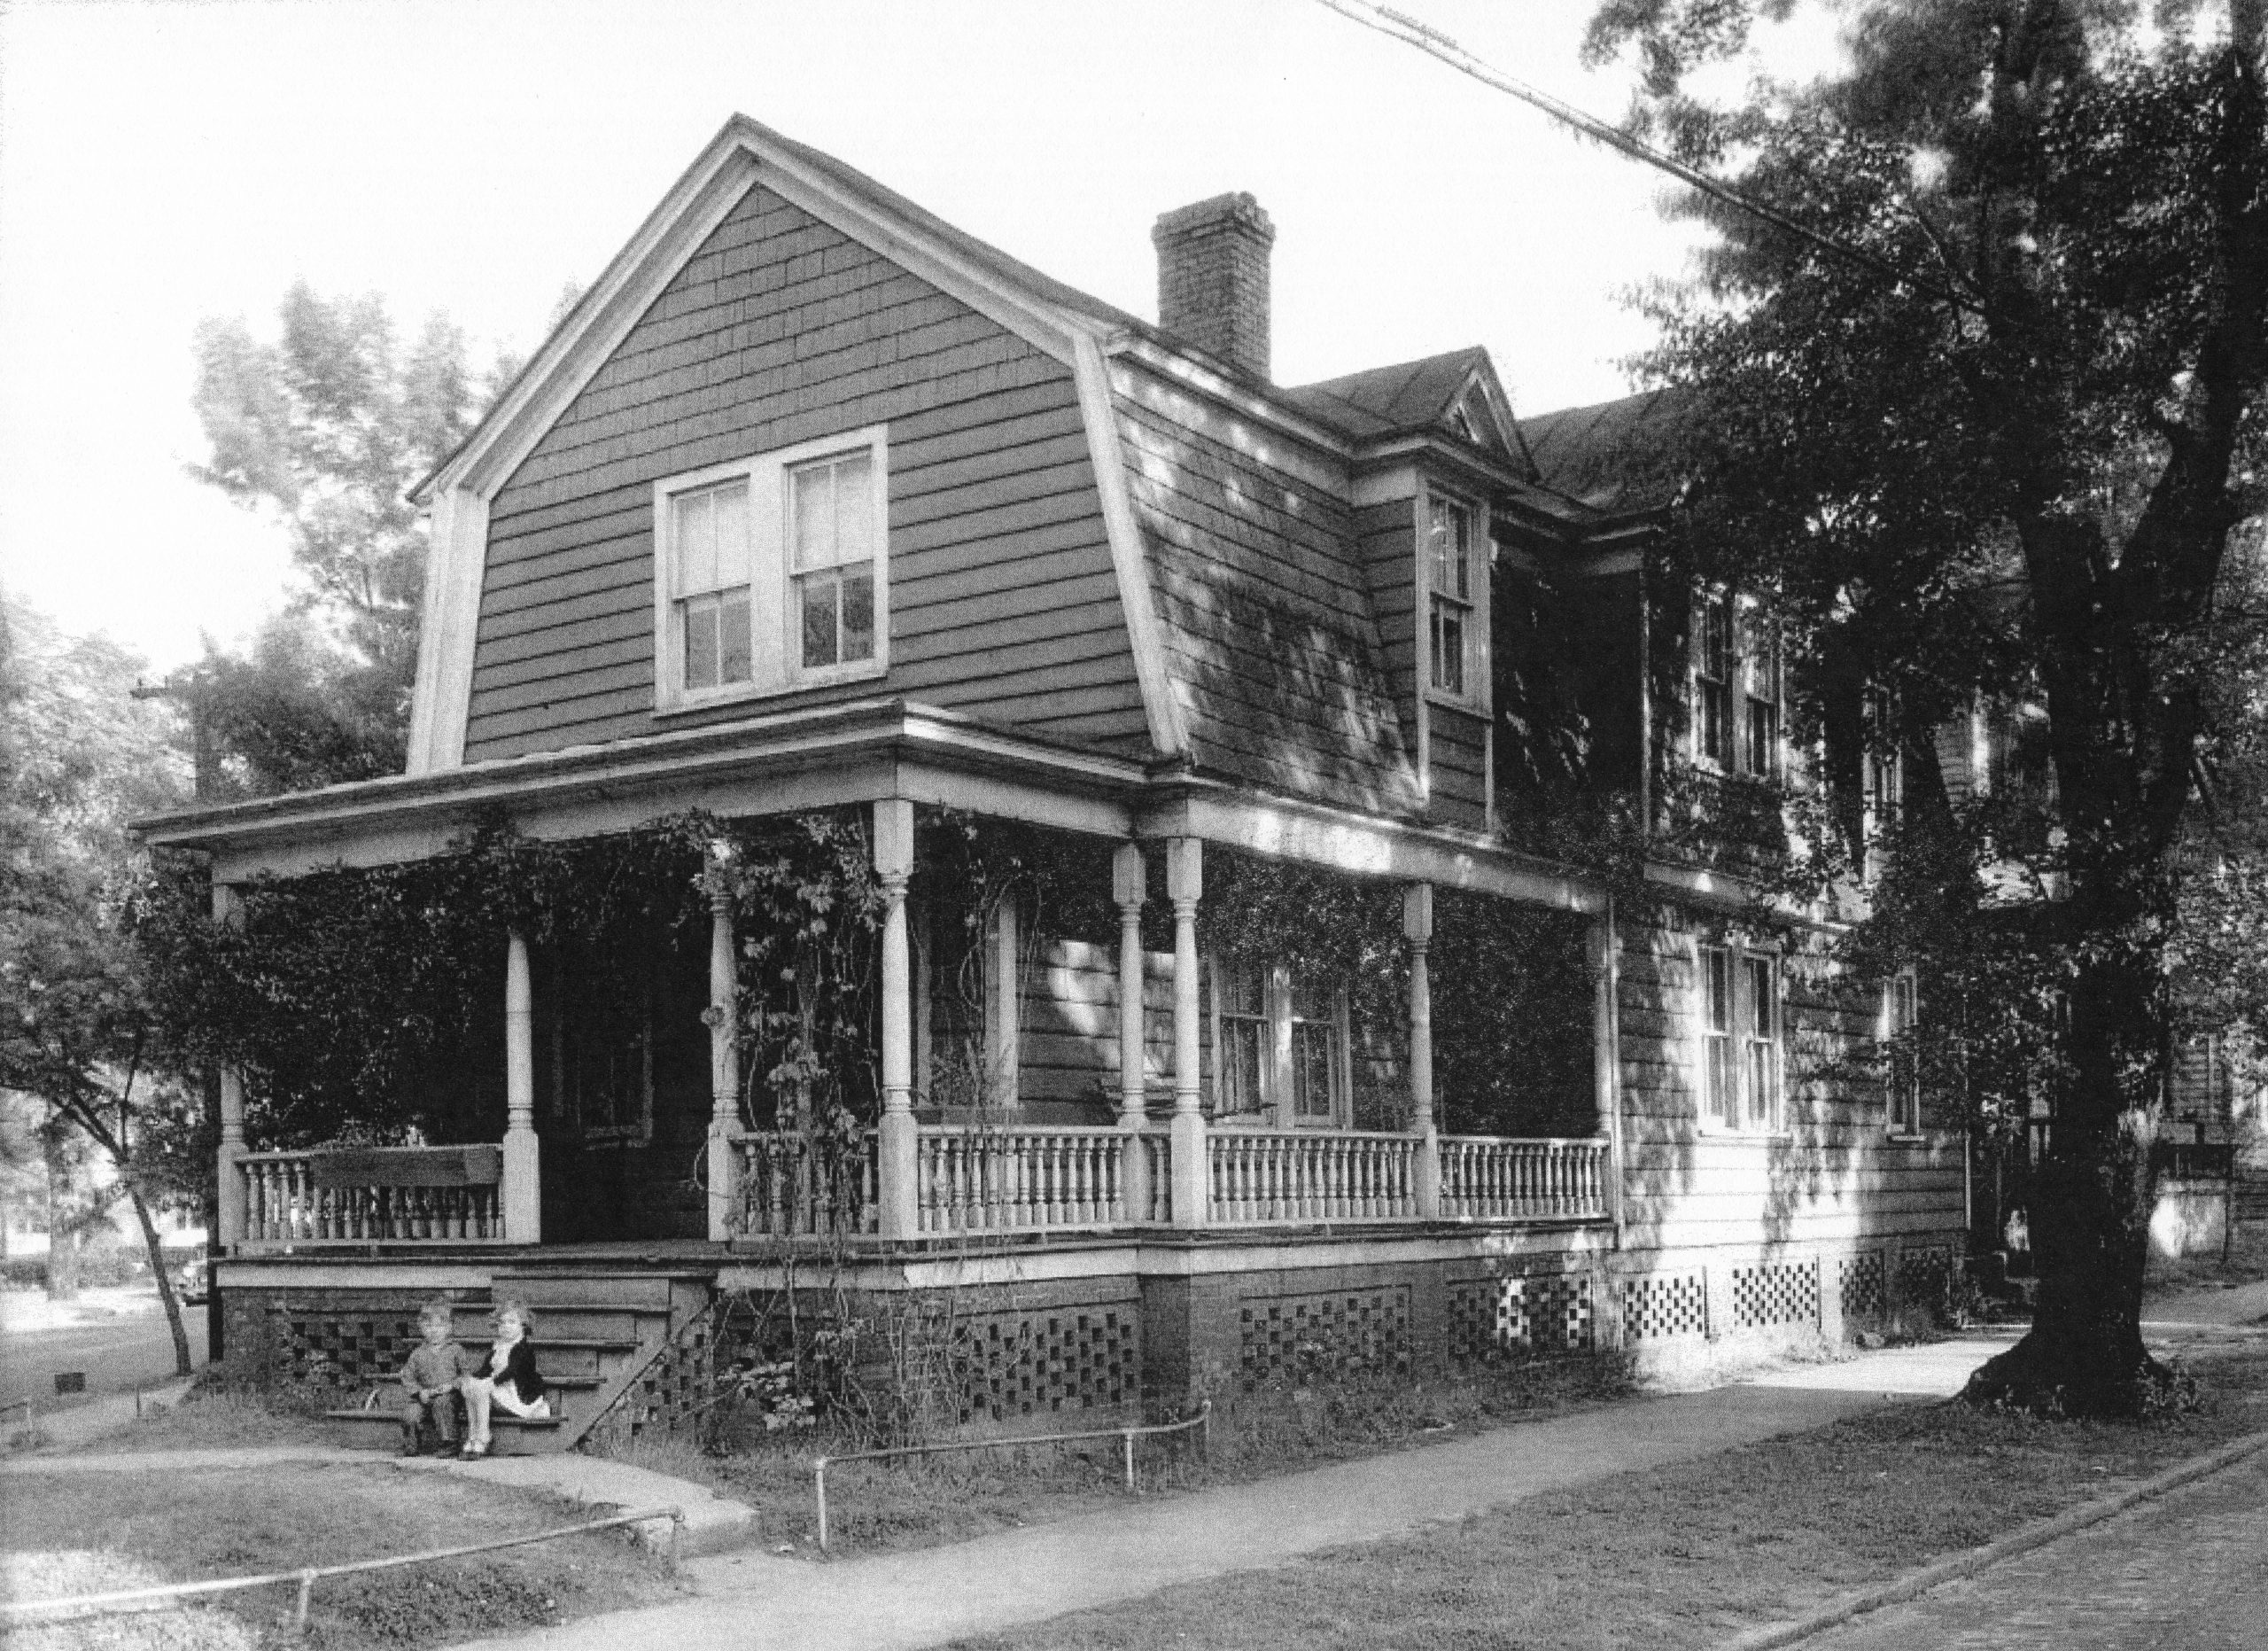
[{"xmin": 138, "ymin": 117, "xmax": 1965, "ymax": 1447}]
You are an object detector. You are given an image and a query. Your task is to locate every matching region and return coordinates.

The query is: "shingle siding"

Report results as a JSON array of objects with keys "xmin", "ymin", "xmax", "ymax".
[
  {"xmin": 463, "ymin": 183, "xmax": 1148, "ymax": 763},
  {"xmin": 1111, "ymin": 361, "xmax": 1419, "ymax": 815}
]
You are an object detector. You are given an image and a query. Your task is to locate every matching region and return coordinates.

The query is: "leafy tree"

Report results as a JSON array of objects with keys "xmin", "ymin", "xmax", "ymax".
[
  {"xmin": 0, "ymin": 594, "xmax": 199, "ymax": 1365},
  {"xmin": 182, "ymin": 284, "xmax": 514, "ymax": 793},
  {"xmin": 1582, "ymin": 0, "xmax": 2268, "ymax": 1412}
]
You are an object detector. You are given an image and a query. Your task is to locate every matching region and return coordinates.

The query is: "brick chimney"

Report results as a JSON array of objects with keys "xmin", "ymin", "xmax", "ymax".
[{"xmin": 1153, "ymin": 192, "xmax": 1275, "ymax": 381}]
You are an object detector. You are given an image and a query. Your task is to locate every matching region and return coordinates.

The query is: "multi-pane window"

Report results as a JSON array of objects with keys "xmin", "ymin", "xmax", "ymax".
[
  {"xmin": 1216, "ymin": 962, "xmax": 1269, "ymax": 1118},
  {"xmin": 1744, "ymin": 953, "xmax": 1782, "ymax": 1131},
  {"xmin": 671, "ymin": 480, "xmax": 753, "ymax": 693},
  {"xmin": 1742, "ymin": 611, "xmax": 1781, "ymax": 776},
  {"xmin": 653, "ymin": 427, "xmax": 888, "ymax": 712},
  {"xmin": 1427, "ymin": 494, "xmax": 1476, "ymax": 699},
  {"xmin": 1697, "ymin": 594, "xmax": 1734, "ymax": 766},
  {"xmin": 1884, "ymin": 970, "xmax": 1921, "ymax": 1135},
  {"xmin": 1699, "ymin": 943, "xmax": 1783, "ymax": 1133},
  {"xmin": 1864, "ymin": 689, "xmax": 1903, "ymax": 829},
  {"xmin": 1702, "ymin": 945, "xmax": 1738, "ymax": 1126},
  {"xmin": 1209, "ymin": 959, "xmax": 1346, "ymax": 1125},
  {"xmin": 1693, "ymin": 592, "xmax": 1782, "ymax": 775},
  {"xmin": 790, "ymin": 450, "xmax": 878, "ymax": 672},
  {"xmin": 1286, "ymin": 972, "xmax": 1340, "ymax": 1122}
]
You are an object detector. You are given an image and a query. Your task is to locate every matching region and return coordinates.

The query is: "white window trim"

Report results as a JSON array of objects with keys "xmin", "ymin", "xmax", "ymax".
[
  {"xmin": 1208, "ymin": 957, "xmax": 1351, "ymax": 1128},
  {"xmin": 1689, "ymin": 589, "xmax": 1782, "ymax": 780},
  {"xmin": 650, "ymin": 424, "xmax": 890, "ymax": 716},
  {"xmin": 1420, "ymin": 487, "xmax": 1489, "ymax": 713},
  {"xmin": 1696, "ymin": 940, "xmax": 1787, "ymax": 1137},
  {"xmin": 1883, "ymin": 968, "xmax": 1923, "ymax": 1140}
]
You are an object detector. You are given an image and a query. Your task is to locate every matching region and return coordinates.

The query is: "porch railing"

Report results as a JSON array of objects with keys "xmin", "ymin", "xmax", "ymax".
[
  {"xmin": 734, "ymin": 1132, "xmax": 881, "ymax": 1237},
  {"xmin": 1438, "ymin": 1135, "xmax": 1609, "ymax": 1221},
  {"xmin": 916, "ymin": 1125, "xmax": 1134, "ymax": 1234},
  {"xmin": 238, "ymin": 1147, "xmax": 506, "ymax": 1248},
  {"xmin": 1207, "ymin": 1130, "xmax": 1419, "ymax": 1224}
]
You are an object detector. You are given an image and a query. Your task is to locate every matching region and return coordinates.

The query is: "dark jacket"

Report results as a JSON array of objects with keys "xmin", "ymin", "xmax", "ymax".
[{"xmin": 476, "ymin": 1337, "xmax": 546, "ymax": 1402}]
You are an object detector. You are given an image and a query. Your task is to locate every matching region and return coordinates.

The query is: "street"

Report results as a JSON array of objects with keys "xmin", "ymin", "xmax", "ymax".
[
  {"xmin": 1812, "ymin": 1447, "xmax": 2268, "ymax": 1651},
  {"xmin": 0, "ymin": 1289, "xmax": 205, "ymax": 1416}
]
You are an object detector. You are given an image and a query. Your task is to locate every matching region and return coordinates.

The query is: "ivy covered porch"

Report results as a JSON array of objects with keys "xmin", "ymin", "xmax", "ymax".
[{"xmin": 143, "ymin": 701, "xmax": 1623, "ymax": 1274}]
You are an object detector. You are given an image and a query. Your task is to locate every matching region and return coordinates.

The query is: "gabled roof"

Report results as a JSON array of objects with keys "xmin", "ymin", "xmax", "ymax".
[
  {"xmin": 1517, "ymin": 388, "xmax": 1692, "ymax": 515},
  {"xmin": 1283, "ymin": 348, "xmax": 1534, "ymax": 473}
]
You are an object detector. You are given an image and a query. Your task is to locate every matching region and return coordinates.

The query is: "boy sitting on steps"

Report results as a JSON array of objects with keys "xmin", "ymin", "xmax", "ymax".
[{"xmin": 398, "ymin": 1300, "xmax": 471, "ymax": 1456}]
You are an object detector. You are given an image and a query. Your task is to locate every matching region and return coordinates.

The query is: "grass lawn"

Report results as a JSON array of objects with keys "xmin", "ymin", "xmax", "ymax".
[
  {"xmin": 64, "ymin": 1387, "xmax": 343, "ymax": 1455},
  {"xmin": 943, "ymin": 1337, "xmax": 2268, "ymax": 1651},
  {"xmin": 1, "ymin": 1460, "xmax": 688, "ymax": 1651},
  {"xmin": 596, "ymin": 1352, "xmax": 1635, "ymax": 1557}
]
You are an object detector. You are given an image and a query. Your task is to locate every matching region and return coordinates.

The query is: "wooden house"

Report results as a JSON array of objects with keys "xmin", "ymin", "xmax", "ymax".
[{"xmin": 139, "ymin": 117, "xmax": 1968, "ymax": 1447}]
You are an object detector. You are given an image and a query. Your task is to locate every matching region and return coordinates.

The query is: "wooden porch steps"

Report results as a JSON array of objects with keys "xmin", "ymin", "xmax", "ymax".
[{"xmin": 326, "ymin": 1267, "xmax": 712, "ymax": 1456}]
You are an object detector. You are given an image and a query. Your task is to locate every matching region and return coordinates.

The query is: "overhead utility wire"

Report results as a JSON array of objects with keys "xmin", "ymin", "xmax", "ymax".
[{"xmin": 1310, "ymin": 0, "xmax": 1988, "ymax": 318}]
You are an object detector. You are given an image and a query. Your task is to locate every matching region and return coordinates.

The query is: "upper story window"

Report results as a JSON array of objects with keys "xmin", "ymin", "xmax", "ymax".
[
  {"xmin": 652, "ymin": 427, "xmax": 889, "ymax": 713},
  {"xmin": 1691, "ymin": 591, "xmax": 1781, "ymax": 778},
  {"xmin": 1426, "ymin": 493, "xmax": 1480, "ymax": 703},
  {"xmin": 1883, "ymin": 968, "xmax": 1921, "ymax": 1137},
  {"xmin": 1210, "ymin": 958, "xmax": 1348, "ymax": 1127},
  {"xmin": 1699, "ymin": 941, "xmax": 1783, "ymax": 1134},
  {"xmin": 1863, "ymin": 689, "xmax": 1903, "ymax": 827}
]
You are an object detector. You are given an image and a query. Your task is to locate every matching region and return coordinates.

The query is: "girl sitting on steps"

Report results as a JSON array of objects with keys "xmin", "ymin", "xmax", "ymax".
[{"xmin": 456, "ymin": 1300, "xmax": 548, "ymax": 1458}]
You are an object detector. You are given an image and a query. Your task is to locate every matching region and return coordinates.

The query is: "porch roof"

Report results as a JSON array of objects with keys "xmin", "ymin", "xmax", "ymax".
[{"xmin": 136, "ymin": 696, "xmax": 1604, "ymax": 912}]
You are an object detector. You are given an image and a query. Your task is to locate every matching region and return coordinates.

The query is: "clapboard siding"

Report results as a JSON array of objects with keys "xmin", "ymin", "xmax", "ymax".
[
  {"xmin": 1111, "ymin": 361, "xmax": 1418, "ymax": 816},
  {"xmin": 465, "ymin": 183, "xmax": 1148, "ymax": 763},
  {"xmin": 1615, "ymin": 909, "xmax": 1965, "ymax": 1252},
  {"xmin": 1427, "ymin": 702, "xmax": 1488, "ymax": 828}
]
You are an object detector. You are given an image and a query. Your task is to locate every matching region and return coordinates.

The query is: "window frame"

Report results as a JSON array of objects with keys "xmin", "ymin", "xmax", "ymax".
[
  {"xmin": 1883, "ymin": 968, "xmax": 1922, "ymax": 1139},
  {"xmin": 1689, "ymin": 590, "xmax": 1782, "ymax": 779},
  {"xmin": 1208, "ymin": 957, "xmax": 1350, "ymax": 1128},
  {"xmin": 1697, "ymin": 940, "xmax": 1786, "ymax": 1136},
  {"xmin": 650, "ymin": 425, "xmax": 890, "ymax": 716},
  {"xmin": 1422, "ymin": 488, "xmax": 1485, "ymax": 709}
]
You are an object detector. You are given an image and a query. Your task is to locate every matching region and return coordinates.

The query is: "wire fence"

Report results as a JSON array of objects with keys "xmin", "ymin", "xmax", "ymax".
[
  {"xmin": 814, "ymin": 1403, "xmax": 1209, "ymax": 1551},
  {"xmin": 0, "ymin": 1505, "xmax": 685, "ymax": 1632}
]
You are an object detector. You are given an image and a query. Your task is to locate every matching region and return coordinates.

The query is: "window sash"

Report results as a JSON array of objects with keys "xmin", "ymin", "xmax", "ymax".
[
  {"xmin": 655, "ymin": 431, "xmax": 887, "ymax": 709},
  {"xmin": 1886, "ymin": 971, "xmax": 1921, "ymax": 1134},
  {"xmin": 1702, "ymin": 944, "xmax": 1782, "ymax": 1133},
  {"xmin": 1429, "ymin": 594, "xmax": 1470, "ymax": 696}
]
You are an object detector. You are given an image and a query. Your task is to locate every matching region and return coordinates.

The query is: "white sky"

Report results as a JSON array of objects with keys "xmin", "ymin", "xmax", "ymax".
[{"xmin": 0, "ymin": 0, "xmax": 1821, "ymax": 674}]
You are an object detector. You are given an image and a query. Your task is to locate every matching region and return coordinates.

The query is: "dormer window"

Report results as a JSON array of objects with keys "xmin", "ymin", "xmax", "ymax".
[
  {"xmin": 1427, "ymin": 493, "xmax": 1478, "ymax": 701},
  {"xmin": 652, "ymin": 426, "xmax": 889, "ymax": 714}
]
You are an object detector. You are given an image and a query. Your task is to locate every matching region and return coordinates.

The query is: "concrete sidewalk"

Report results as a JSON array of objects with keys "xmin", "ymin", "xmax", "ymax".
[{"xmin": 450, "ymin": 1336, "xmax": 2012, "ymax": 1651}]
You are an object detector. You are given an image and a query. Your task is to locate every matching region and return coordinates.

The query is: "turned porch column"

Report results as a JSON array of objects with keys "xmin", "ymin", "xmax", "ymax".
[
  {"xmin": 212, "ymin": 883, "xmax": 248, "ymax": 1256},
  {"xmin": 1167, "ymin": 837, "xmax": 1207, "ymax": 1228},
  {"xmin": 1406, "ymin": 883, "xmax": 1441, "ymax": 1219},
  {"xmin": 874, "ymin": 799, "xmax": 919, "ymax": 1239},
  {"xmin": 502, "ymin": 929, "xmax": 540, "ymax": 1242},
  {"xmin": 706, "ymin": 868, "xmax": 742, "ymax": 1242},
  {"xmin": 1113, "ymin": 843, "xmax": 1150, "ymax": 1221},
  {"xmin": 1591, "ymin": 897, "xmax": 1627, "ymax": 1234}
]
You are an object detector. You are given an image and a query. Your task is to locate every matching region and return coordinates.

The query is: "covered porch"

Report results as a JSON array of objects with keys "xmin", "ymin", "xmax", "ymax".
[{"xmin": 148, "ymin": 701, "xmax": 1624, "ymax": 1269}]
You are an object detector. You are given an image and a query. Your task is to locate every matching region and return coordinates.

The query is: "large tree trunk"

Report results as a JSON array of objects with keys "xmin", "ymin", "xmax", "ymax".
[
  {"xmin": 1969, "ymin": 942, "xmax": 2168, "ymax": 1415},
  {"xmin": 43, "ymin": 1137, "xmax": 78, "ymax": 1303},
  {"xmin": 127, "ymin": 1188, "xmax": 194, "ymax": 1378}
]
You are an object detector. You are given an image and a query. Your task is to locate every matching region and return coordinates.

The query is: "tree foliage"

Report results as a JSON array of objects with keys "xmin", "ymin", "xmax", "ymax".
[
  {"xmin": 1584, "ymin": 0, "xmax": 2268, "ymax": 1412},
  {"xmin": 0, "ymin": 594, "xmax": 198, "ymax": 1356},
  {"xmin": 182, "ymin": 285, "xmax": 512, "ymax": 793}
]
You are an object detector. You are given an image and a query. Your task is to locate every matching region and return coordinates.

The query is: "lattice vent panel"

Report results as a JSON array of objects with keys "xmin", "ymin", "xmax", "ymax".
[
  {"xmin": 1447, "ymin": 1274, "xmax": 1595, "ymax": 1366},
  {"xmin": 1838, "ymin": 1251, "xmax": 1887, "ymax": 1321},
  {"xmin": 277, "ymin": 1311, "xmax": 416, "ymax": 1389},
  {"xmin": 1622, "ymin": 1273, "xmax": 1709, "ymax": 1341},
  {"xmin": 1896, "ymin": 1246, "xmax": 1953, "ymax": 1307},
  {"xmin": 618, "ymin": 1319, "xmax": 716, "ymax": 1434},
  {"xmin": 1238, "ymin": 1289, "xmax": 1411, "ymax": 1390},
  {"xmin": 1731, "ymin": 1260, "xmax": 1821, "ymax": 1331},
  {"xmin": 959, "ymin": 1307, "xmax": 1139, "ymax": 1424}
]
